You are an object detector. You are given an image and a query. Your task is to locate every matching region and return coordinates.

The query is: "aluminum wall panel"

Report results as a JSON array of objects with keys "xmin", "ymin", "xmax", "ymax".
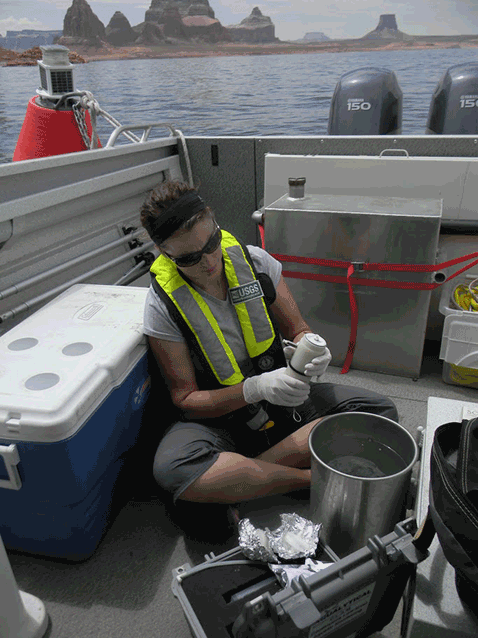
[
  {"xmin": 264, "ymin": 191, "xmax": 442, "ymax": 377},
  {"xmin": 185, "ymin": 137, "xmax": 258, "ymax": 246}
]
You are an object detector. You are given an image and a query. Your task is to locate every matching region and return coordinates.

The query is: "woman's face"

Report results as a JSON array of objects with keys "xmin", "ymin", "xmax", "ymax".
[{"xmin": 160, "ymin": 216, "xmax": 224, "ymax": 286}]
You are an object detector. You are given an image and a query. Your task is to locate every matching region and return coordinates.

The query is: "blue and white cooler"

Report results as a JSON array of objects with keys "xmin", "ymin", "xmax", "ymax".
[{"xmin": 0, "ymin": 284, "xmax": 151, "ymax": 560}]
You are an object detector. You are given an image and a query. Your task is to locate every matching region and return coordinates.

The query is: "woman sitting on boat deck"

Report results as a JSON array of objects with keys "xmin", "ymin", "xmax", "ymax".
[{"xmin": 140, "ymin": 180, "xmax": 398, "ymax": 507}]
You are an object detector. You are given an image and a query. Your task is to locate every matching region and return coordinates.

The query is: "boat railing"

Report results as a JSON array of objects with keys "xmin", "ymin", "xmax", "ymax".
[
  {"xmin": 0, "ymin": 230, "xmax": 156, "ymax": 326},
  {"xmin": 50, "ymin": 88, "xmax": 194, "ymax": 188},
  {"xmin": 105, "ymin": 123, "xmax": 193, "ymax": 187},
  {"xmin": 105, "ymin": 122, "xmax": 177, "ymax": 147}
]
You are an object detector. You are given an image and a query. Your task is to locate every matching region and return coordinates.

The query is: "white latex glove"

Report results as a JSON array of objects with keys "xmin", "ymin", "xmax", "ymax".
[
  {"xmin": 282, "ymin": 340, "xmax": 296, "ymax": 363},
  {"xmin": 243, "ymin": 368, "xmax": 310, "ymax": 407},
  {"xmin": 303, "ymin": 347, "xmax": 332, "ymax": 383}
]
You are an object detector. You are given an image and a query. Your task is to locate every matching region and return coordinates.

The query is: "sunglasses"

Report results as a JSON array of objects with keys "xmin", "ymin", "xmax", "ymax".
[{"xmin": 164, "ymin": 225, "xmax": 222, "ymax": 267}]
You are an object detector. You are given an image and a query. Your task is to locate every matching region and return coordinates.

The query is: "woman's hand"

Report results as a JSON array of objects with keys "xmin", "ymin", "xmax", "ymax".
[
  {"xmin": 282, "ymin": 339, "xmax": 297, "ymax": 362},
  {"xmin": 304, "ymin": 347, "xmax": 332, "ymax": 382},
  {"xmin": 283, "ymin": 337, "xmax": 332, "ymax": 382},
  {"xmin": 243, "ymin": 368, "xmax": 310, "ymax": 406}
]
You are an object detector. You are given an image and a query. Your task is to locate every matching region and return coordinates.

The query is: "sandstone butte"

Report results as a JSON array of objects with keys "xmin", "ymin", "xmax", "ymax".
[{"xmin": 1, "ymin": 35, "xmax": 478, "ymax": 66}]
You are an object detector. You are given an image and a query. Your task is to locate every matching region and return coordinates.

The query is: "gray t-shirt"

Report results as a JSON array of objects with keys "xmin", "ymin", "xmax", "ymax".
[{"xmin": 143, "ymin": 245, "xmax": 282, "ymax": 368}]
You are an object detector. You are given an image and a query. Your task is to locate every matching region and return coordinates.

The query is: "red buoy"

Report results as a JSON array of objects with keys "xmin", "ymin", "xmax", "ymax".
[{"xmin": 13, "ymin": 96, "xmax": 102, "ymax": 162}]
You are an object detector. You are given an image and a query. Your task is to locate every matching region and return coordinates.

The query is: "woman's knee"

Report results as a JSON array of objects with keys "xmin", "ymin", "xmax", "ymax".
[
  {"xmin": 307, "ymin": 383, "xmax": 398, "ymax": 422},
  {"xmin": 337, "ymin": 393, "xmax": 398, "ymax": 422},
  {"xmin": 152, "ymin": 434, "xmax": 219, "ymax": 498}
]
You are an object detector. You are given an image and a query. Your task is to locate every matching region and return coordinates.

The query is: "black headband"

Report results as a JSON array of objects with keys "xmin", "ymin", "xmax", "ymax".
[{"xmin": 148, "ymin": 191, "xmax": 206, "ymax": 245}]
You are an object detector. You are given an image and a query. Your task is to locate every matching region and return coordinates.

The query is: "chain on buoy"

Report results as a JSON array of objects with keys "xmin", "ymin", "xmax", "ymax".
[{"xmin": 12, "ymin": 45, "xmax": 102, "ymax": 162}]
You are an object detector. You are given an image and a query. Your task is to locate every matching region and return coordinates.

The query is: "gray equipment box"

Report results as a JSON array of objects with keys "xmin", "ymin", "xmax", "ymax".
[{"xmin": 172, "ymin": 518, "xmax": 428, "ymax": 638}]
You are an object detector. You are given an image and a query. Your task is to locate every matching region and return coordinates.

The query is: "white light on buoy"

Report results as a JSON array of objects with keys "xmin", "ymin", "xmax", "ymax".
[{"xmin": 37, "ymin": 44, "xmax": 75, "ymax": 101}]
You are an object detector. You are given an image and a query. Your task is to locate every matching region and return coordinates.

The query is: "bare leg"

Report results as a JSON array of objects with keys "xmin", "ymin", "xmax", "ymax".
[
  {"xmin": 256, "ymin": 417, "xmax": 323, "ymax": 468},
  {"xmin": 178, "ymin": 452, "xmax": 311, "ymax": 504}
]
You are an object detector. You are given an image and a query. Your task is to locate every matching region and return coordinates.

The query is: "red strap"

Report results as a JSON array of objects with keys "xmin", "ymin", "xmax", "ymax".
[
  {"xmin": 259, "ymin": 224, "xmax": 478, "ymax": 373},
  {"xmin": 273, "ymin": 251, "xmax": 478, "ymax": 275},
  {"xmin": 281, "ymin": 270, "xmax": 438, "ymax": 290},
  {"xmin": 258, "ymin": 223, "xmax": 266, "ymax": 250},
  {"xmin": 343, "ymin": 264, "xmax": 358, "ymax": 373}
]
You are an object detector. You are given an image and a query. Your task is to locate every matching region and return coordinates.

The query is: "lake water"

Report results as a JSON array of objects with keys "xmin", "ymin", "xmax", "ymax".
[{"xmin": 2, "ymin": 46, "xmax": 478, "ymax": 163}]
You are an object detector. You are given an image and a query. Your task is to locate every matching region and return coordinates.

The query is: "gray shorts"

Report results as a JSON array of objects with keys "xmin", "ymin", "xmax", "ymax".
[
  {"xmin": 152, "ymin": 382, "xmax": 398, "ymax": 503},
  {"xmin": 152, "ymin": 416, "xmax": 295, "ymax": 503}
]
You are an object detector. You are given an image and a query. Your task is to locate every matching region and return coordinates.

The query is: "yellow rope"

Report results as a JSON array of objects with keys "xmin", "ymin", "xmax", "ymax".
[
  {"xmin": 452, "ymin": 278, "xmax": 478, "ymax": 312},
  {"xmin": 449, "ymin": 364, "xmax": 478, "ymax": 385}
]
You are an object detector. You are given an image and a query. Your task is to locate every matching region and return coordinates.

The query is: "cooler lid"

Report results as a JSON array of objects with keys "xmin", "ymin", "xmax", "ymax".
[{"xmin": 0, "ymin": 284, "xmax": 149, "ymax": 443}]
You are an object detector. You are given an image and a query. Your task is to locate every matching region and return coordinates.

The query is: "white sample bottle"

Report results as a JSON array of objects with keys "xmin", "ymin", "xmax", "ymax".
[{"xmin": 286, "ymin": 333, "xmax": 327, "ymax": 382}]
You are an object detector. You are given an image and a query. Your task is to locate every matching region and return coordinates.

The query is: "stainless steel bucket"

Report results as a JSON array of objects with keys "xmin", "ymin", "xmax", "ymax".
[{"xmin": 309, "ymin": 412, "xmax": 418, "ymax": 557}]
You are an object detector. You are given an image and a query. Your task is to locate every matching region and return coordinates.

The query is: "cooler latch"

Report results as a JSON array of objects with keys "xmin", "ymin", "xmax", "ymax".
[{"xmin": 0, "ymin": 444, "xmax": 22, "ymax": 491}]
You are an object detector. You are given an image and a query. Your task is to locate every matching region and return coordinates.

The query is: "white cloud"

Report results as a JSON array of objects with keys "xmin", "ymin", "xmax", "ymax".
[
  {"xmin": 221, "ymin": 0, "xmax": 252, "ymax": 16},
  {"xmin": 38, "ymin": 0, "xmax": 71, "ymax": 7},
  {"xmin": 0, "ymin": 16, "xmax": 49, "ymax": 36}
]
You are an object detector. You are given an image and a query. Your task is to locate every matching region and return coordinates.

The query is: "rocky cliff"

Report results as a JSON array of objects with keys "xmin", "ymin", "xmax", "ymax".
[
  {"xmin": 303, "ymin": 32, "xmax": 329, "ymax": 42},
  {"xmin": 363, "ymin": 14, "xmax": 411, "ymax": 40},
  {"xmin": 145, "ymin": 0, "xmax": 215, "ymax": 22},
  {"xmin": 132, "ymin": 21, "xmax": 165, "ymax": 45},
  {"xmin": 182, "ymin": 16, "xmax": 231, "ymax": 42},
  {"xmin": 227, "ymin": 7, "xmax": 277, "ymax": 43},
  {"xmin": 155, "ymin": 7, "xmax": 188, "ymax": 38},
  {"xmin": 58, "ymin": 0, "xmax": 268, "ymax": 48},
  {"xmin": 105, "ymin": 11, "xmax": 136, "ymax": 46},
  {"xmin": 63, "ymin": 0, "xmax": 106, "ymax": 39},
  {"xmin": 144, "ymin": 0, "xmax": 230, "ymax": 42}
]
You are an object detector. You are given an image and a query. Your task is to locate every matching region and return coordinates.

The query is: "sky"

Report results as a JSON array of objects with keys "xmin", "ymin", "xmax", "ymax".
[{"xmin": 1, "ymin": 0, "xmax": 478, "ymax": 43}]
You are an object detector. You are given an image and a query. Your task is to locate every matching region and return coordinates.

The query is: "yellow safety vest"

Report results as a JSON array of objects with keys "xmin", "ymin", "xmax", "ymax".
[{"xmin": 150, "ymin": 230, "xmax": 277, "ymax": 386}]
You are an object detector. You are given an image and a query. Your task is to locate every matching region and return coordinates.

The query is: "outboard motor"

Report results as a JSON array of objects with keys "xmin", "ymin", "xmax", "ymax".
[
  {"xmin": 427, "ymin": 63, "xmax": 478, "ymax": 134},
  {"xmin": 328, "ymin": 67, "xmax": 402, "ymax": 135}
]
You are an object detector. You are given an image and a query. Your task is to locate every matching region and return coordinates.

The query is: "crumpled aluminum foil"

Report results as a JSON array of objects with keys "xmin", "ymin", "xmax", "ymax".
[
  {"xmin": 238, "ymin": 518, "xmax": 277, "ymax": 562},
  {"xmin": 270, "ymin": 513, "xmax": 320, "ymax": 560},
  {"xmin": 269, "ymin": 558, "xmax": 332, "ymax": 588},
  {"xmin": 238, "ymin": 513, "xmax": 320, "ymax": 563}
]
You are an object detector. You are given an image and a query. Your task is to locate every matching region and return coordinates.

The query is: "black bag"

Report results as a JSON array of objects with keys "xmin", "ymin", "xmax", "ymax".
[{"xmin": 426, "ymin": 417, "xmax": 478, "ymax": 612}]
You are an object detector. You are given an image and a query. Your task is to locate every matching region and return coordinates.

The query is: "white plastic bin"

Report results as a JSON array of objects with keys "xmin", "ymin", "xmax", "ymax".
[
  {"xmin": 439, "ymin": 273, "xmax": 478, "ymax": 389},
  {"xmin": 0, "ymin": 284, "xmax": 150, "ymax": 560}
]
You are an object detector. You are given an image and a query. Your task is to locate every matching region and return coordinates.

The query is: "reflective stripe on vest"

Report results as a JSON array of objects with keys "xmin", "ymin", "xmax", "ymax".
[{"xmin": 150, "ymin": 230, "xmax": 276, "ymax": 385}]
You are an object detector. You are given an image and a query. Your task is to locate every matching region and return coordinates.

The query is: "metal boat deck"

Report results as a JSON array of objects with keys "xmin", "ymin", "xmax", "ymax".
[
  {"xmin": 7, "ymin": 344, "xmax": 478, "ymax": 638},
  {"xmin": 2, "ymin": 130, "xmax": 478, "ymax": 637}
]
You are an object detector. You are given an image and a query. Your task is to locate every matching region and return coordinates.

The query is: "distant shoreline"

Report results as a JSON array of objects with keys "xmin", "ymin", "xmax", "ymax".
[
  {"xmin": 82, "ymin": 36, "xmax": 478, "ymax": 62},
  {"xmin": 3, "ymin": 34, "xmax": 478, "ymax": 66}
]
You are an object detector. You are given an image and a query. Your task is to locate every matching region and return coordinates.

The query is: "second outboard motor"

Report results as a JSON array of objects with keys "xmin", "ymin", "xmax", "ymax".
[
  {"xmin": 328, "ymin": 67, "xmax": 402, "ymax": 135},
  {"xmin": 427, "ymin": 63, "xmax": 478, "ymax": 134}
]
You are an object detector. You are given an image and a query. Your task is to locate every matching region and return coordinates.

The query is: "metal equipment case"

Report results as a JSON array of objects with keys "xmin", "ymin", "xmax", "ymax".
[
  {"xmin": 262, "ymin": 161, "xmax": 442, "ymax": 377},
  {"xmin": 0, "ymin": 284, "xmax": 150, "ymax": 560},
  {"xmin": 172, "ymin": 519, "xmax": 427, "ymax": 638}
]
